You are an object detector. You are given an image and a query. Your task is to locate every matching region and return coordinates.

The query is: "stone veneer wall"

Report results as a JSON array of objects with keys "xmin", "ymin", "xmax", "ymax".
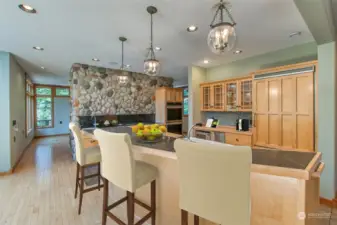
[{"xmin": 70, "ymin": 63, "xmax": 173, "ymax": 122}]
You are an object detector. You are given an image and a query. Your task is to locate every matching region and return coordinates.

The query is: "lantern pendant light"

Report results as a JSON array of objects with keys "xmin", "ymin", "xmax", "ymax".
[
  {"xmin": 208, "ymin": 0, "xmax": 237, "ymax": 54},
  {"xmin": 144, "ymin": 6, "xmax": 160, "ymax": 76},
  {"xmin": 118, "ymin": 36, "xmax": 129, "ymax": 85}
]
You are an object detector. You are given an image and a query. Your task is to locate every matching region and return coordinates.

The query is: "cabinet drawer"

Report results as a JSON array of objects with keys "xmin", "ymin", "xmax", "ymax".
[
  {"xmin": 83, "ymin": 138, "xmax": 99, "ymax": 148},
  {"xmin": 225, "ymin": 133, "xmax": 252, "ymax": 146}
]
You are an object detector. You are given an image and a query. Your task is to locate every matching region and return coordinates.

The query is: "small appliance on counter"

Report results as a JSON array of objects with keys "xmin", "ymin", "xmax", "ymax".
[
  {"xmin": 236, "ymin": 119, "xmax": 249, "ymax": 131},
  {"xmin": 205, "ymin": 117, "xmax": 219, "ymax": 128}
]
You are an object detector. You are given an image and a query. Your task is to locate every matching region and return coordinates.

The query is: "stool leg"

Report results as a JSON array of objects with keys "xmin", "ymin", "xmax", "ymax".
[
  {"xmin": 97, "ymin": 163, "xmax": 101, "ymax": 191},
  {"xmin": 127, "ymin": 191, "xmax": 135, "ymax": 225},
  {"xmin": 78, "ymin": 165, "xmax": 84, "ymax": 215},
  {"xmin": 102, "ymin": 178, "xmax": 108, "ymax": 225},
  {"xmin": 181, "ymin": 209, "xmax": 188, "ymax": 225},
  {"xmin": 74, "ymin": 162, "xmax": 80, "ymax": 199},
  {"xmin": 194, "ymin": 215, "xmax": 199, "ymax": 225},
  {"xmin": 151, "ymin": 180, "xmax": 156, "ymax": 225}
]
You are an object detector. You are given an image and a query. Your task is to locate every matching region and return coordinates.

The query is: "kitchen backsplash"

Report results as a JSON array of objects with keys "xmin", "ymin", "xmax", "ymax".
[
  {"xmin": 70, "ymin": 63, "xmax": 173, "ymax": 122},
  {"xmin": 203, "ymin": 112, "xmax": 252, "ymax": 127}
]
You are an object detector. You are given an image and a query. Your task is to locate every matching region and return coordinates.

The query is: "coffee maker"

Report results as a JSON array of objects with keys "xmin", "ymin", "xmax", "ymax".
[{"xmin": 236, "ymin": 119, "xmax": 249, "ymax": 131}]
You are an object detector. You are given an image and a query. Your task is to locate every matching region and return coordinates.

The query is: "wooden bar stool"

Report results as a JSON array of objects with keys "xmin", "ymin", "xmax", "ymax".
[
  {"xmin": 174, "ymin": 139, "xmax": 252, "ymax": 225},
  {"xmin": 94, "ymin": 129, "xmax": 158, "ymax": 225},
  {"xmin": 69, "ymin": 123, "xmax": 103, "ymax": 215}
]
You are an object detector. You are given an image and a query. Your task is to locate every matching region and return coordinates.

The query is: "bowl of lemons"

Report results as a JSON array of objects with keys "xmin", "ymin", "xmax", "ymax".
[{"xmin": 131, "ymin": 123, "xmax": 167, "ymax": 143}]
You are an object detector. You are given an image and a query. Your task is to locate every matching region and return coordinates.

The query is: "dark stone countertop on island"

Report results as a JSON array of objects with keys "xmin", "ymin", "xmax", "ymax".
[{"xmin": 84, "ymin": 126, "xmax": 317, "ymax": 171}]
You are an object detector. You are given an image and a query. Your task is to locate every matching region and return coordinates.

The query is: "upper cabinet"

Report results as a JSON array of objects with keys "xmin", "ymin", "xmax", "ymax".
[
  {"xmin": 201, "ymin": 76, "xmax": 252, "ymax": 112},
  {"xmin": 200, "ymin": 83, "xmax": 225, "ymax": 111},
  {"xmin": 166, "ymin": 88, "xmax": 183, "ymax": 103}
]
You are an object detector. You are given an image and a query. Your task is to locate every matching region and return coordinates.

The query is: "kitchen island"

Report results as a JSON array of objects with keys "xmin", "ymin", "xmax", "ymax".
[{"xmin": 82, "ymin": 126, "xmax": 324, "ymax": 225}]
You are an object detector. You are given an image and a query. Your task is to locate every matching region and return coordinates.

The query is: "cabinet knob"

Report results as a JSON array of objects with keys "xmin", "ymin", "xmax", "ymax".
[{"xmin": 236, "ymin": 138, "xmax": 239, "ymax": 142}]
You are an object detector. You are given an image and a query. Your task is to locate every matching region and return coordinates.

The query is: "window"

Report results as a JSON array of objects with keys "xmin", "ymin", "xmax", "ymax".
[
  {"xmin": 26, "ymin": 81, "xmax": 34, "ymax": 135},
  {"xmin": 35, "ymin": 85, "xmax": 70, "ymax": 129},
  {"xmin": 35, "ymin": 87, "xmax": 53, "ymax": 128},
  {"xmin": 183, "ymin": 88, "xmax": 188, "ymax": 115},
  {"xmin": 56, "ymin": 87, "xmax": 70, "ymax": 96}
]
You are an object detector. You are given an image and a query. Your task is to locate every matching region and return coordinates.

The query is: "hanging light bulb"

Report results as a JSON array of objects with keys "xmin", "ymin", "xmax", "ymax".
[
  {"xmin": 208, "ymin": 0, "xmax": 237, "ymax": 54},
  {"xmin": 144, "ymin": 6, "xmax": 160, "ymax": 76},
  {"xmin": 118, "ymin": 37, "xmax": 129, "ymax": 85}
]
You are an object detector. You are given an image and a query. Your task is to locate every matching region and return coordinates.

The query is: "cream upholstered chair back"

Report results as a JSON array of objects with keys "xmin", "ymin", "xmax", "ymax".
[
  {"xmin": 69, "ymin": 122, "xmax": 85, "ymax": 165},
  {"xmin": 174, "ymin": 139, "xmax": 252, "ymax": 225},
  {"xmin": 94, "ymin": 129, "xmax": 135, "ymax": 192}
]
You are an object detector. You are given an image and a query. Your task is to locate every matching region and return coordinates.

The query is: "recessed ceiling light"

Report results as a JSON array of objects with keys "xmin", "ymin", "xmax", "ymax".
[
  {"xmin": 33, "ymin": 46, "xmax": 44, "ymax": 51},
  {"xmin": 234, "ymin": 50, "xmax": 242, "ymax": 54},
  {"xmin": 187, "ymin": 25, "xmax": 198, "ymax": 32},
  {"xmin": 18, "ymin": 4, "xmax": 37, "ymax": 14},
  {"xmin": 125, "ymin": 64, "xmax": 131, "ymax": 68},
  {"xmin": 289, "ymin": 31, "xmax": 302, "ymax": 38},
  {"xmin": 155, "ymin": 47, "xmax": 162, "ymax": 51},
  {"xmin": 92, "ymin": 58, "xmax": 100, "ymax": 62},
  {"xmin": 203, "ymin": 59, "xmax": 209, "ymax": 64},
  {"xmin": 41, "ymin": 66, "xmax": 45, "ymax": 70}
]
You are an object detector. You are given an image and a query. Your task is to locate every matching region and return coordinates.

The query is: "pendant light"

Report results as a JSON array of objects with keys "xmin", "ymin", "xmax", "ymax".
[
  {"xmin": 208, "ymin": 0, "xmax": 237, "ymax": 54},
  {"xmin": 118, "ymin": 37, "xmax": 129, "ymax": 85},
  {"xmin": 144, "ymin": 6, "xmax": 160, "ymax": 76}
]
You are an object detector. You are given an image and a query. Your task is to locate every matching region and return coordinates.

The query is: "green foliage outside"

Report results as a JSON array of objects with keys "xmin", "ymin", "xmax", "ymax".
[
  {"xmin": 56, "ymin": 88, "xmax": 69, "ymax": 96},
  {"xmin": 184, "ymin": 88, "xmax": 188, "ymax": 115},
  {"xmin": 36, "ymin": 97, "xmax": 52, "ymax": 127},
  {"xmin": 36, "ymin": 87, "xmax": 51, "ymax": 95}
]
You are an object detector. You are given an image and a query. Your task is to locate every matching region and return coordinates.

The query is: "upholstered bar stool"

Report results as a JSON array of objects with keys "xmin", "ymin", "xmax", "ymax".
[
  {"xmin": 174, "ymin": 139, "xmax": 252, "ymax": 225},
  {"xmin": 69, "ymin": 122, "xmax": 103, "ymax": 215},
  {"xmin": 94, "ymin": 129, "xmax": 158, "ymax": 225}
]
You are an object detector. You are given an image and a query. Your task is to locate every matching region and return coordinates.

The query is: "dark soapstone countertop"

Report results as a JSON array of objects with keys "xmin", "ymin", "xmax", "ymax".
[{"xmin": 84, "ymin": 126, "xmax": 316, "ymax": 170}]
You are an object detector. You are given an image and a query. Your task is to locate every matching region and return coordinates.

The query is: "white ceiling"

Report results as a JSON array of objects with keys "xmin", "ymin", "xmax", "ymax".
[{"xmin": 0, "ymin": 0, "xmax": 313, "ymax": 85}]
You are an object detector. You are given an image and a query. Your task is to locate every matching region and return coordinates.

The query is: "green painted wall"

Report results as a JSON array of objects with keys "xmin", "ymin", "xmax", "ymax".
[
  {"xmin": 317, "ymin": 41, "xmax": 337, "ymax": 199},
  {"xmin": 206, "ymin": 42, "xmax": 317, "ymax": 81},
  {"xmin": 0, "ymin": 52, "xmax": 11, "ymax": 172},
  {"xmin": 0, "ymin": 52, "xmax": 34, "ymax": 172}
]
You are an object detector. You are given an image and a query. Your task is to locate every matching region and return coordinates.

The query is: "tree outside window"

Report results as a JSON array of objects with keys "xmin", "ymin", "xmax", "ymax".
[{"xmin": 183, "ymin": 88, "xmax": 188, "ymax": 115}]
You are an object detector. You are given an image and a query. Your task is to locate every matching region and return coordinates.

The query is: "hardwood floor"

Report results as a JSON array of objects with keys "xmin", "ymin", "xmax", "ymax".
[{"xmin": 0, "ymin": 136, "xmax": 336, "ymax": 225}]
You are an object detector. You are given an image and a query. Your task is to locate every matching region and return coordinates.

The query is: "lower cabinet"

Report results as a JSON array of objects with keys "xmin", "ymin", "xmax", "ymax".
[{"xmin": 225, "ymin": 133, "xmax": 252, "ymax": 146}]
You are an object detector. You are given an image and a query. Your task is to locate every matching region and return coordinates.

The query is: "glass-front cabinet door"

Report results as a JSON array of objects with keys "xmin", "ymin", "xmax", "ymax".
[
  {"xmin": 226, "ymin": 82, "xmax": 238, "ymax": 111},
  {"xmin": 201, "ymin": 85, "xmax": 211, "ymax": 111},
  {"xmin": 240, "ymin": 79, "xmax": 252, "ymax": 111},
  {"xmin": 212, "ymin": 83, "xmax": 225, "ymax": 111}
]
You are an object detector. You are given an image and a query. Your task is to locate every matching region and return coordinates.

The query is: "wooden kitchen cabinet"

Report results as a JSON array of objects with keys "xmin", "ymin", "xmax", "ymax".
[
  {"xmin": 225, "ymin": 133, "xmax": 252, "ymax": 146},
  {"xmin": 200, "ymin": 83, "xmax": 225, "ymax": 111},
  {"xmin": 225, "ymin": 81, "xmax": 238, "ymax": 111},
  {"xmin": 200, "ymin": 76, "xmax": 252, "ymax": 112},
  {"xmin": 239, "ymin": 79, "xmax": 252, "ymax": 111},
  {"xmin": 166, "ymin": 88, "xmax": 183, "ymax": 103},
  {"xmin": 253, "ymin": 61, "xmax": 316, "ymax": 151}
]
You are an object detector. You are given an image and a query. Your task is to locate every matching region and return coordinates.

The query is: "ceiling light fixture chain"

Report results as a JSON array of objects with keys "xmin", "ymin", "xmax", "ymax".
[
  {"xmin": 118, "ymin": 37, "xmax": 129, "ymax": 85},
  {"xmin": 144, "ymin": 6, "xmax": 160, "ymax": 76},
  {"xmin": 210, "ymin": 0, "xmax": 236, "ymax": 28}
]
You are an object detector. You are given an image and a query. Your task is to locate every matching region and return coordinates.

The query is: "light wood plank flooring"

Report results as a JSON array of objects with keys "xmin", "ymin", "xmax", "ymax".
[{"xmin": 0, "ymin": 136, "xmax": 336, "ymax": 225}]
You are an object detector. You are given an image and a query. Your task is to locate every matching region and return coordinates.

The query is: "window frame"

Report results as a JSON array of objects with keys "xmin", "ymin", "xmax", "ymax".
[
  {"xmin": 25, "ymin": 80, "xmax": 34, "ymax": 136},
  {"xmin": 34, "ymin": 85, "xmax": 70, "ymax": 129}
]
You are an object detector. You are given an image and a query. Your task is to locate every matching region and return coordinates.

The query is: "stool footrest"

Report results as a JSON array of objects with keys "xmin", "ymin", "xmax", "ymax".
[
  {"xmin": 83, "ymin": 184, "xmax": 104, "ymax": 193},
  {"xmin": 135, "ymin": 212, "xmax": 152, "ymax": 225},
  {"xmin": 107, "ymin": 196, "xmax": 128, "ymax": 211},
  {"xmin": 134, "ymin": 198, "xmax": 152, "ymax": 211},
  {"xmin": 106, "ymin": 211, "xmax": 126, "ymax": 225}
]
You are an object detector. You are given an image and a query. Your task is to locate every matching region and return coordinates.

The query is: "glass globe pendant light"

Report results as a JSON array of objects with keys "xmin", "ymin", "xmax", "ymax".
[
  {"xmin": 144, "ymin": 6, "xmax": 160, "ymax": 76},
  {"xmin": 208, "ymin": 0, "xmax": 237, "ymax": 54},
  {"xmin": 118, "ymin": 36, "xmax": 129, "ymax": 85}
]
